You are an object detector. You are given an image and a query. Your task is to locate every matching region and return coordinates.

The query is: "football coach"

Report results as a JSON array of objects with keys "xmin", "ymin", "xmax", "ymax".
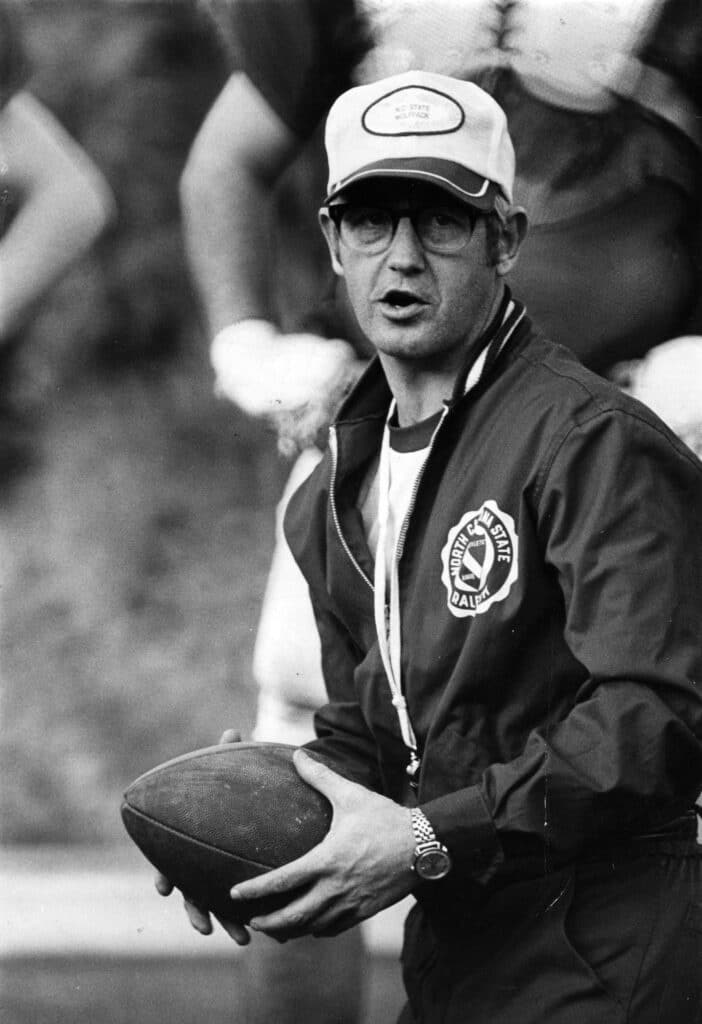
[{"xmin": 181, "ymin": 71, "xmax": 702, "ymax": 1023}]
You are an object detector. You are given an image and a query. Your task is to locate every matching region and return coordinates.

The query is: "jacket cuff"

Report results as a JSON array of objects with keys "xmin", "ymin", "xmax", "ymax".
[{"xmin": 421, "ymin": 785, "xmax": 504, "ymax": 885}]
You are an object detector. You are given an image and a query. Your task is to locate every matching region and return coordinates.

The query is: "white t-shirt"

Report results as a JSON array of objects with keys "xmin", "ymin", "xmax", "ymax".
[{"xmin": 358, "ymin": 411, "xmax": 441, "ymax": 571}]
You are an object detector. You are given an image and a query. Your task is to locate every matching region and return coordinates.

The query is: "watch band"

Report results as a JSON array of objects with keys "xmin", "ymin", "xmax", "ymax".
[
  {"xmin": 411, "ymin": 807, "xmax": 438, "ymax": 845},
  {"xmin": 410, "ymin": 808, "xmax": 452, "ymax": 880}
]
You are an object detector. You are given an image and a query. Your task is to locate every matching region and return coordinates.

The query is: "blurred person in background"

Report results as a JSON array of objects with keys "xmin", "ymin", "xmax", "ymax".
[
  {"xmin": 617, "ymin": 337, "xmax": 702, "ymax": 459},
  {"xmin": 0, "ymin": 1, "xmax": 115, "ymax": 476},
  {"xmin": 178, "ymin": 0, "xmax": 702, "ymax": 1016}
]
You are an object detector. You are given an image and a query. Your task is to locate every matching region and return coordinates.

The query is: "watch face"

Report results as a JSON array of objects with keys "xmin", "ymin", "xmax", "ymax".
[{"xmin": 416, "ymin": 847, "xmax": 452, "ymax": 881}]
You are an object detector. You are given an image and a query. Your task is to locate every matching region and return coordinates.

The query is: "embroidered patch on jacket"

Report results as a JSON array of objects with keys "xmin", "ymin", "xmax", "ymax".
[{"xmin": 440, "ymin": 500, "xmax": 519, "ymax": 617}]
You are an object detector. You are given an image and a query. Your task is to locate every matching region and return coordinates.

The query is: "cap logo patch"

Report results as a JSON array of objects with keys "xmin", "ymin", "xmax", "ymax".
[
  {"xmin": 363, "ymin": 85, "xmax": 464, "ymax": 137},
  {"xmin": 440, "ymin": 500, "xmax": 518, "ymax": 618}
]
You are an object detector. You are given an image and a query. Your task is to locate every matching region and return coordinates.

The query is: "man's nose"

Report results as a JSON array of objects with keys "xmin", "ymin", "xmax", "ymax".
[{"xmin": 387, "ymin": 215, "xmax": 426, "ymax": 271}]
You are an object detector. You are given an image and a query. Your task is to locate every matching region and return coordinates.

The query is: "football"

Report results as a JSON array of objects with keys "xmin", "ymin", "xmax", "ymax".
[{"xmin": 121, "ymin": 741, "xmax": 333, "ymax": 922}]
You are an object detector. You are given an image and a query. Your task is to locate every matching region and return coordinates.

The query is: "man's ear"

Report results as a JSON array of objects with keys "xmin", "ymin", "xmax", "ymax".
[
  {"xmin": 493, "ymin": 208, "xmax": 528, "ymax": 277},
  {"xmin": 318, "ymin": 209, "xmax": 345, "ymax": 277}
]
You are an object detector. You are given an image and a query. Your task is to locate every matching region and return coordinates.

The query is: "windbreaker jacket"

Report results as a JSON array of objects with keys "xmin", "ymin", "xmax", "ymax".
[{"xmin": 284, "ymin": 306, "xmax": 702, "ymax": 887}]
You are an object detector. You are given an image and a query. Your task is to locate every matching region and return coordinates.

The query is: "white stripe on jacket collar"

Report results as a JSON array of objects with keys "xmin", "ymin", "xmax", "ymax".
[{"xmin": 463, "ymin": 300, "xmax": 525, "ymax": 397}]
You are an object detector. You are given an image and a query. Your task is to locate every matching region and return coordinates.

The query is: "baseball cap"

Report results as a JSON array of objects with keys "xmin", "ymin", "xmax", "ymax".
[{"xmin": 323, "ymin": 70, "xmax": 515, "ymax": 210}]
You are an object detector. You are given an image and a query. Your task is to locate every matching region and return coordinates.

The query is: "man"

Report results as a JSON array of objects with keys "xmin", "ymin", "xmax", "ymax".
[{"xmin": 174, "ymin": 71, "xmax": 702, "ymax": 1022}]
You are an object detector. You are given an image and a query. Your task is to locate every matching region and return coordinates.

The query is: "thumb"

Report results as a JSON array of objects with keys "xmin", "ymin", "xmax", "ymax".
[{"xmin": 293, "ymin": 749, "xmax": 355, "ymax": 803}]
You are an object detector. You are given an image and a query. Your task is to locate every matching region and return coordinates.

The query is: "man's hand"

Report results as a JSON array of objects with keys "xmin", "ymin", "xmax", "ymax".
[
  {"xmin": 228, "ymin": 749, "xmax": 417, "ymax": 943},
  {"xmin": 154, "ymin": 872, "xmax": 251, "ymax": 946},
  {"xmin": 210, "ymin": 320, "xmax": 364, "ymax": 456},
  {"xmin": 154, "ymin": 729, "xmax": 251, "ymax": 946},
  {"xmin": 271, "ymin": 357, "xmax": 364, "ymax": 457}
]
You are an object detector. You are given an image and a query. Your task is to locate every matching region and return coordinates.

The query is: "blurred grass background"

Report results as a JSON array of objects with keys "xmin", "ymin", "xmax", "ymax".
[
  {"xmin": 1, "ymin": 0, "xmax": 286, "ymax": 845},
  {"xmin": 1, "ymin": 955, "xmax": 404, "ymax": 1024}
]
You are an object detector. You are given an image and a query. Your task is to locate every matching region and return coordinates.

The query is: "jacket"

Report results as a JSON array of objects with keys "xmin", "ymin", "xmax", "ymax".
[{"xmin": 284, "ymin": 304, "xmax": 702, "ymax": 886}]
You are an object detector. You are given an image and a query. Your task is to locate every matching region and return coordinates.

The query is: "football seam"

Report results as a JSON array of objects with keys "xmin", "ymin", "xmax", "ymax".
[
  {"xmin": 124, "ymin": 742, "xmax": 296, "ymax": 787},
  {"xmin": 122, "ymin": 803, "xmax": 275, "ymax": 872}
]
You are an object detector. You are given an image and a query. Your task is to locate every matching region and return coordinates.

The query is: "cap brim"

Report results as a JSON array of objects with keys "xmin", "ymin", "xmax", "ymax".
[{"xmin": 324, "ymin": 157, "xmax": 500, "ymax": 210}]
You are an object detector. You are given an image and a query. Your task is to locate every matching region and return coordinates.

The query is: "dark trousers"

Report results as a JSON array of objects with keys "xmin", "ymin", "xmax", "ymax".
[{"xmin": 399, "ymin": 837, "xmax": 702, "ymax": 1024}]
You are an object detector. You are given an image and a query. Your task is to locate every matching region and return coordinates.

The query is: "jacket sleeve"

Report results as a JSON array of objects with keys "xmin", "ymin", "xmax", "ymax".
[
  {"xmin": 282, "ymin": 453, "xmax": 384, "ymax": 791},
  {"xmin": 423, "ymin": 407, "xmax": 702, "ymax": 882},
  {"xmin": 303, "ymin": 597, "xmax": 384, "ymax": 793}
]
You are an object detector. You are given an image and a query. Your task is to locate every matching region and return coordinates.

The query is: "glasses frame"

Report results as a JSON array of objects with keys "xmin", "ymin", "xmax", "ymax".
[{"xmin": 326, "ymin": 201, "xmax": 481, "ymax": 256}]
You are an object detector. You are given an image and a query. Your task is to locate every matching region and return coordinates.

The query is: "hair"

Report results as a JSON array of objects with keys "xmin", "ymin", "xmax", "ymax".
[
  {"xmin": 485, "ymin": 194, "xmax": 515, "ymax": 264},
  {"xmin": 492, "ymin": 195, "xmax": 511, "ymax": 223}
]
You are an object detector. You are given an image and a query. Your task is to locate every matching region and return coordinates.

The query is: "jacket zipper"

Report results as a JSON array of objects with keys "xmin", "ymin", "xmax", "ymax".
[
  {"xmin": 329, "ymin": 426, "xmax": 374, "ymax": 593},
  {"xmin": 382, "ymin": 404, "xmax": 450, "ymax": 785}
]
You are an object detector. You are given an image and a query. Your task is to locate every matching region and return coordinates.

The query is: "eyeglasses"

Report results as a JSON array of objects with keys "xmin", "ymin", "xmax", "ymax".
[{"xmin": 327, "ymin": 202, "xmax": 481, "ymax": 255}]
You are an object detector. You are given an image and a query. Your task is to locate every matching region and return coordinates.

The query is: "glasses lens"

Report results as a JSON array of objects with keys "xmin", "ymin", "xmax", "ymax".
[
  {"xmin": 339, "ymin": 207, "xmax": 392, "ymax": 253},
  {"xmin": 333, "ymin": 203, "xmax": 477, "ymax": 254},
  {"xmin": 417, "ymin": 208, "xmax": 474, "ymax": 252}
]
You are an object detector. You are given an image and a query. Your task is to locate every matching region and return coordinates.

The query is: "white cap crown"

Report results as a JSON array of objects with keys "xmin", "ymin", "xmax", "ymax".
[{"xmin": 324, "ymin": 70, "xmax": 515, "ymax": 209}]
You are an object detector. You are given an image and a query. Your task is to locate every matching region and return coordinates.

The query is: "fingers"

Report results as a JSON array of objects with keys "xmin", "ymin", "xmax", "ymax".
[
  {"xmin": 229, "ymin": 844, "xmax": 332, "ymax": 941},
  {"xmin": 231, "ymin": 846, "xmax": 321, "ymax": 908},
  {"xmin": 247, "ymin": 887, "xmax": 332, "ymax": 941},
  {"xmin": 310, "ymin": 906, "xmax": 360, "ymax": 939},
  {"xmin": 242, "ymin": 885, "xmax": 358, "ymax": 941},
  {"xmin": 154, "ymin": 872, "xmax": 174, "ymax": 897},
  {"xmin": 218, "ymin": 729, "xmax": 241, "ymax": 744},
  {"xmin": 154, "ymin": 871, "xmax": 250, "ymax": 945},
  {"xmin": 214, "ymin": 915, "xmax": 252, "ymax": 946},
  {"xmin": 185, "ymin": 901, "xmax": 253, "ymax": 945},
  {"xmin": 154, "ymin": 874, "xmax": 211, "ymax": 936},
  {"xmin": 183, "ymin": 897, "xmax": 214, "ymax": 936},
  {"xmin": 293, "ymin": 748, "xmax": 358, "ymax": 804}
]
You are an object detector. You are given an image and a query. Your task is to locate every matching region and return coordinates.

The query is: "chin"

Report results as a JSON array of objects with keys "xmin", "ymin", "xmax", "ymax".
[
  {"xmin": 373, "ymin": 328, "xmax": 454, "ymax": 362},
  {"xmin": 368, "ymin": 320, "xmax": 429, "ymax": 354}
]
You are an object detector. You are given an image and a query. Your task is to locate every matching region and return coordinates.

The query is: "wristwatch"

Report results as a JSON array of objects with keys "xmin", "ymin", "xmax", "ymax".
[{"xmin": 410, "ymin": 807, "xmax": 452, "ymax": 881}]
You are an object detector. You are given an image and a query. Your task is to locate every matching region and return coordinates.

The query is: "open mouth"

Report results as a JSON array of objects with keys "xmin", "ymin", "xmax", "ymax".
[{"xmin": 382, "ymin": 290, "xmax": 427, "ymax": 310}]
